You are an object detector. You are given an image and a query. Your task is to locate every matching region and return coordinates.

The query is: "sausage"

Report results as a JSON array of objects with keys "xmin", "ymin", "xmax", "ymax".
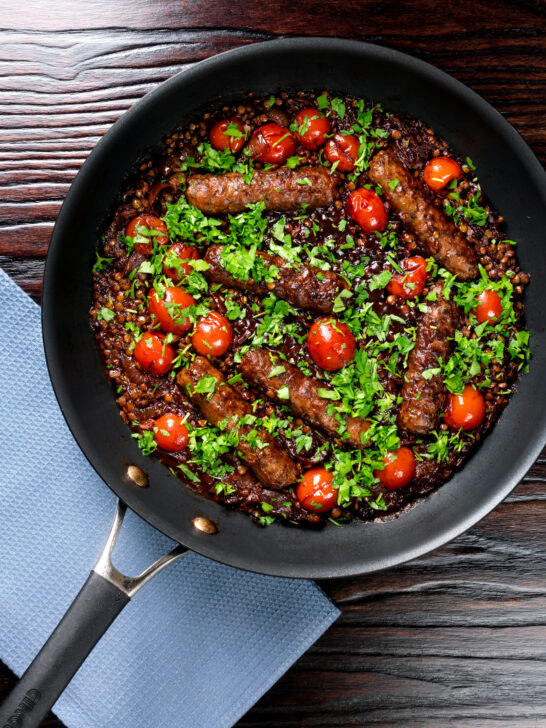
[
  {"xmin": 263, "ymin": 106, "xmax": 290, "ymax": 127},
  {"xmin": 397, "ymin": 283, "xmax": 458, "ymax": 434},
  {"xmin": 204, "ymin": 245, "xmax": 348, "ymax": 314},
  {"xmin": 368, "ymin": 149, "xmax": 478, "ymax": 280},
  {"xmin": 240, "ymin": 348, "xmax": 370, "ymax": 448},
  {"xmin": 186, "ymin": 166, "xmax": 339, "ymax": 215},
  {"xmin": 177, "ymin": 356, "xmax": 300, "ymax": 489}
]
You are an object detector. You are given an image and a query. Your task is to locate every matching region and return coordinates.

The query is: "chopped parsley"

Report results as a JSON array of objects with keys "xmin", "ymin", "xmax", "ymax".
[
  {"xmin": 277, "ymin": 386, "xmax": 290, "ymax": 400},
  {"xmin": 192, "ymin": 375, "xmax": 217, "ymax": 398},
  {"xmin": 99, "ymin": 91, "xmax": 530, "ymax": 530},
  {"xmin": 97, "ymin": 306, "xmax": 115, "ymax": 322},
  {"xmin": 132, "ymin": 430, "xmax": 157, "ymax": 456},
  {"xmin": 268, "ymin": 365, "xmax": 286, "ymax": 378},
  {"xmin": 444, "ymin": 186, "xmax": 489, "ymax": 227},
  {"xmin": 93, "ymin": 252, "xmax": 114, "ymax": 273}
]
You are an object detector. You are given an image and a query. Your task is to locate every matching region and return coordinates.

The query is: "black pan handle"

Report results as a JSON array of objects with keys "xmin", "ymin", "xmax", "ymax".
[
  {"xmin": 0, "ymin": 502, "xmax": 187, "ymax": 728},
  {"xmin": 0, "ymin": 571, "xmax": 129, "ymax": 727}
]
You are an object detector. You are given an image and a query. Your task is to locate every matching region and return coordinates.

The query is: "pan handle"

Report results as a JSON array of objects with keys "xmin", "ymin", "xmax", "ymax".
[{"xmin": 0, "ymin": 501, "xmax": 187, "ymax": 728}]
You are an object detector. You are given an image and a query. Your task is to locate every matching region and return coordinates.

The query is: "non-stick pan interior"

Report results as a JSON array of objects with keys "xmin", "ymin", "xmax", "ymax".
[{"xmin": 42, "ymin": 38, "xmax": 546, "ymax": 578}]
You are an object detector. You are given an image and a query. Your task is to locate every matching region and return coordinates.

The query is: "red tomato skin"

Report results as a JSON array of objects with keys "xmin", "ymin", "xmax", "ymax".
[
  {"xmin": 387, "ymin": 256, "xmax": 428, "ymax": 299},
  {"xmin": 423, "ymin": 157, "xmax": 462, "ymax": 191},
  {"xmin": 475, "ymin": 289, "xmax": 503, "ymax": 323},
  {"xmin": 162, "ymin": 242, "xmax": 200, "ymax": 282},
  {"xmin": 209, "ymin": 118, "xmax": 245, "ymax": 153},
  {"xmin": 293, "ymin": 107, "xmax": 331, "ymax": 150},
  {"xmin": 153, "ymin": 413, "xmax": 189, "ymax": 452},
  {"xmin": 247, "ymin": 123, "xmax": 297, "ymax": 164},
  {"xmin": 133, "ymin": 332, "xmax": 174, "ymax": 375},
  {"xmin": 375, "ymin": 447, "xmax": 416, "ymax": 490},
  {"xmin": 445, "ymin": 385, "xmax": 486, "ymax": 431},
  {"xmin": 346, "ymin": 188, "xmax": 387, "ymax": 233},
  {"xmin": 126, "ymin": 214, "xmax": 168, "ymax": 254},
  {"xmin": 307, "ymin": 317, "xmax": 357, "ymax": 372},
  {"xmin": 148, "ymin": 287, "xmax": 196, "ymax": 335},
  {"xmin": 296, "ymin": 467, "xmax": 337, "ymax": 512},
  {"xmin": 192, "ymin": 311, "xmax": 233, "ymax": 357},
  {"xmin": 324, "ymin": 133, "xmax": 360, "ymax": 172}
]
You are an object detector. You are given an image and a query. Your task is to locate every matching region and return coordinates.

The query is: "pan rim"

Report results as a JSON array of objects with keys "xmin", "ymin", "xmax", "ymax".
[{"xmin": 42, "ymin": 37, "xmax": 546, "ymax": 579}]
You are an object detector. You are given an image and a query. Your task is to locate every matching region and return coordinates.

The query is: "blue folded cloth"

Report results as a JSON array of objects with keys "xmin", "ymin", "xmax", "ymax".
[{"xmin": 0, "ymin": 268, "xmax": 339, "ymax": 728}]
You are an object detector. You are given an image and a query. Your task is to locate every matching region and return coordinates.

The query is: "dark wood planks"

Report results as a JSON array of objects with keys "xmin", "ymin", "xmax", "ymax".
[
  {"xmin": 3, "ymin": 0, "xmax": 544, "ymax": 33},
  {"xmin": 238, "ymin": 459, "xmax": 546, "ymax": 727},
  {"xmin": 1, "ymin": 13, "xmax": 545, "ymax": 302},
  {"xmin": 0, "ymin": 1, "xmax": 545, "ymax": 726},
  {"xmin": 1, "ymin": 462, "xmax": 545, "ymax": 727}
]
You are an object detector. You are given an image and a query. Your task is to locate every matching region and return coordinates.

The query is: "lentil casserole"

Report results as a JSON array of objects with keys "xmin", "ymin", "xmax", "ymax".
[{"xmin": 90, "ymin": 91, "xmax": 530, "ymax": 528}]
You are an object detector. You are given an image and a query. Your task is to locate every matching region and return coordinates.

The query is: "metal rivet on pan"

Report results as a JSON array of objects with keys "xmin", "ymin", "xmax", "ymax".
[
  {"xmin": 127, "ymin": 465, "xmax": 148, "ymax": 488},
  {"xmin": 192, "ymin": 517, "xmax": 218, "ymax": 535}
]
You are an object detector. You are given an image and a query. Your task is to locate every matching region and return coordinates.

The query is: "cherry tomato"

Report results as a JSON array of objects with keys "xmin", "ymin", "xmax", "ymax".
[
  {"xmin": 246, "ymin": 123, "xmax": 297, "ymax": 164},
  {"xmin": 445, "ymin": 385, "xmax": 486, "ymax": 431},
  {"xmin": 163, "ymin": 242, "xmax": 200, "ymax": 282},
  {"xmin": 209, "ymin": 117, "xmax": 246, "ymax": 153},
  {"xmin": 133, "ymin": 332, "xmax": 174, "ymax": 375},
  {"xmin": 293, "ymin": 107, "xmax": 331, "ymax": 150},
  {"xmin": 296, "ymin": 467, "xmax": 337, "ymax": 512},
  {"xmin": 474, "ymin": 289, "xmax": 503, "ymax": 323},
  {"xmin": 153, "ymin": 413, "xmax": 189, "ymax": 452},
  {"xmin": 148, "ymin": 287, "xmax": 196, "ymax": 335},
  {"xmin": 192, "ymin": 311, "xmax": 233, "ymax": 357},
  {"xmin": 324, "ymin": 133, "xmax": 360, "ymax": 172},
  {"xmin": 307, "ymin": 317, "xmax": 356, "ymax": 371},
  {"xmin": 346, "ymin": 188, "xmax": 387, "ymax": 233},
  {"xmin": 126, "ymin": 214, "xmax": 168, "ymax": 254},
  {"xmin": 387, "ymin": 256, "xmax": 428, "ymax": 299},
  {"xmin": 148, "ymin": 182, "xmax": 171, "ymax": 206},
  {"xmin": 423, "ymin": 156, "xmax": 462, "ymax": 191},
  {"xmin": 375, "ymin": 447, "xmax": 416, "ymax": 490}
]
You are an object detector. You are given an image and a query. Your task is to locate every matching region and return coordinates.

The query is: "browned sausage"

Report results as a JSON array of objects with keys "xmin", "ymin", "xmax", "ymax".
[
  {"xmin": 240, "ymin": 348, "xmax": 370, "ymax": 448},
  {"xmin": 177, "ymin": 356, "xmax": 300, "ymax": 489},
  {"xmin": 186, "ymin": 166, "xmax": 338, "ymax": 215},
  {"xmin": 204, "ymin": 244, "xmax": 348, "ymax": 314},
  {"xmin": 397, "ymin": 283, "xmax": 458, "ymax": 434},
  {"xmin": 368, "ymin": 150, "xmax": 478, "ymax": 280}
]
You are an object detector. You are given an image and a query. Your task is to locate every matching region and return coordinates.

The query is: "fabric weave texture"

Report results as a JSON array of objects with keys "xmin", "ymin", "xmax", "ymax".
[{"xmin": 0, "ymin": 268, "xmax": 339, "ymax": 728}]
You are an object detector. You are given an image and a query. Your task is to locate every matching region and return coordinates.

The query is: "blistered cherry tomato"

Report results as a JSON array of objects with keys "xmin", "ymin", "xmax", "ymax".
[
  {"xmin": 293, "ymin": 107, "xmax": 330, "ymax": 150},
  {"xmin": 126, "ymin": 214, "xmax": 168, "ymax": 254},
  {"xmin": 474, "ymin": 289, "xmax": 503, "ymax": 323},
  {"xmin": 246, "ymin": 123, "xmax": 296, "ymax": 164},
  {"xmin": 307, "ymin": 317, "xmax": 356, "ymax": 372},
  {"xmin": 423, "ymin": 156, "xmax": 462, "ymax": 191},
  {"xmin": 375, "ymin": 447, "xmax": 416, "ymax": 490},
  {"xmin": 148, "ymin": 182, "xmax": 171, "ymax": 206},
  {"xmin": 163, "ymin": 242, "xmax": 200, "ymax": 282},
  {"xmin": 324, "ymin": 133, "xmax": 360, "ymax": 172},
  {"xmin": 153, "ymin": 413, "xmax": 189, "ymax": 452},
  {"xmin": 209, "ymin": 117, "xmax": 246, "ymax": 153},
  {"xmin": 296, "ymin": 467, "xmax": 337, "ymax": 512},
  {"xmin": 346, "ymin": 188, "xmax": 387, "ymax": 233},
  {"xmin": 133, "ymin": 332, "xmax": 174, "ymax": 375},
  {"xmin": 192, "ymin": 311, "xmax": 233, "ymax": 357},
  {"xmin": 148, "ymin": 287, "xmax": 195, "ymax": 335},
  {"xmin": 387, "ymin": 256, "xmax": 428, "ymax": 299},
  {"xmin": 445, "ymin": 385, "xmax": 486, "ymax": 431}
]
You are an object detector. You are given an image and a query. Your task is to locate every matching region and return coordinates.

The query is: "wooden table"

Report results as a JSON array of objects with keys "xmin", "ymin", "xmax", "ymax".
[{"xmin": 1, "ymin": 1, "xmax": 545, "ymax": 725}]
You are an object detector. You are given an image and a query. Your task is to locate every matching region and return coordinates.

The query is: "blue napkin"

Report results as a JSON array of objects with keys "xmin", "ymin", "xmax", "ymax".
[{"xmin": 0, "ymin": 268, "xmax": 339, "ymax": 728}]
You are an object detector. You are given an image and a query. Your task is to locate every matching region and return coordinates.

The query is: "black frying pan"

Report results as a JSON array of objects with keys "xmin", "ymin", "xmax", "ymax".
[{"xmin": 2, "ymin": 38, "xmax": 545, "ymax": 728}]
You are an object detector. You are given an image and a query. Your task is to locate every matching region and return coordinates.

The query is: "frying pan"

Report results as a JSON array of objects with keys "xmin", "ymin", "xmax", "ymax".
[{"xmin": 2, "ymin": 38, "xmax": 545, "ymax": 728}]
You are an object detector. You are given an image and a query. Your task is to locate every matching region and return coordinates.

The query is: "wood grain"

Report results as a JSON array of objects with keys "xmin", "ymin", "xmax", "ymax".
[
  {"xmin": 0, "ymin": 0, "xmax": 545, "ymax": 725},
  {"xmin": 1, "ymin": 4, "xmax": 545, "ymax": 303}
]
